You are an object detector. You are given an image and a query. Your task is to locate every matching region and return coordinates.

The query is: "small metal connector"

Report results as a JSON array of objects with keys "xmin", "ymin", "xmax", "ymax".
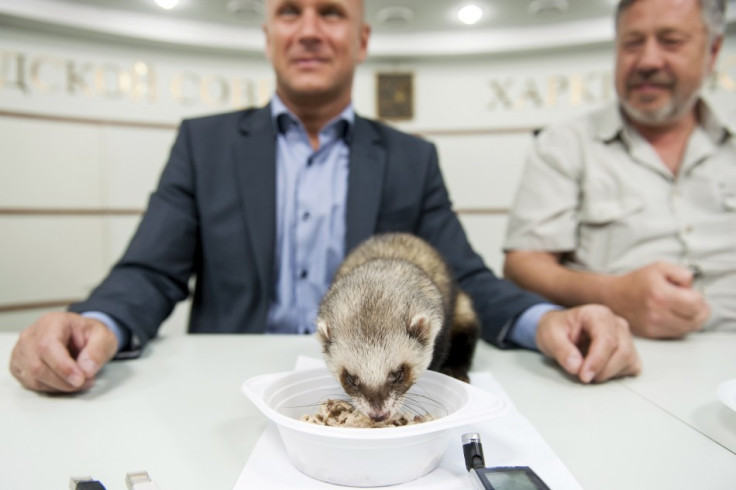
[
  {"xmin": 462, "ymin": 432, "xmax": 486, "ymax": 471},
  {"xmin": 126, "ymin": 471, "xmax": 160, "ymax": 490}
]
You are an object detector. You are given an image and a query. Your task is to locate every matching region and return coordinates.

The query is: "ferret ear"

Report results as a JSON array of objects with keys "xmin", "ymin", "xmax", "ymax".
[
  {"xmin": 316, "ymin": 318, "xmax": 333, "ymax": 354},
  {"xmin": 406, "ymin": 314, "xmax": 431, "ymax": 346},
  {"xmin": 316, "ymin": 318, "xmax": 330, "ymax": 339},
  {"xmin": 317, "ymin": 318, "xmax": 330, "ymax": 339}
]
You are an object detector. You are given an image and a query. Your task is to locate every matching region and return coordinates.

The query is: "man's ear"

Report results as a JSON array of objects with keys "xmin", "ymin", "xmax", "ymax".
[
  {"xmin": 707, "ymin": 35, "xmax": 723, "ymax": 74},
  {"xmin": 262, "ymin": 23, "xmax": 273, "ymax": 62},
  {"xmin": 357, "ymin": 23, "xmax": 371, "ymax": 63}
]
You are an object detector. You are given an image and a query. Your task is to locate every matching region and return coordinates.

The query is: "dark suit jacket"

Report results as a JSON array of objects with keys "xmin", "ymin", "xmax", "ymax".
[{"xmin": 70, "ymin": 105, "xmax": 545, "ymax": 348}]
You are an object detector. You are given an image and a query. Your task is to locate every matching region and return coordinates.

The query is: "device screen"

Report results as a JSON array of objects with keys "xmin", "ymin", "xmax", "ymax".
[{"xmin": 476, "ymin": 467, "xmax": 550, "ymax": 490}]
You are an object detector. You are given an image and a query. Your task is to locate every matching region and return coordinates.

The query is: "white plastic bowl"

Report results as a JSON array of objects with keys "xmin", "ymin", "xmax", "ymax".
[
  {"xmin": 241, "ymin": 367, "xmax": 508, "ymax": 487},
  {"xmin": 717, "ymin": 378, "xmax": 736, "ymax": 412}
]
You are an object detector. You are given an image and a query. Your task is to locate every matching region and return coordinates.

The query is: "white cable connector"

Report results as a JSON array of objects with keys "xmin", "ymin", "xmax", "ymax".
[{"xmin": 126, "ymin": 471, "xmax": 160, "ymax": 490}]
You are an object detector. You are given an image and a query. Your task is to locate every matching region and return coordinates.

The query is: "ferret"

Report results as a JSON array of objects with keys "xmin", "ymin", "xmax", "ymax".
[{"xmin": 316, "ymin": 232, "xmax": 479, "ymax": 422}]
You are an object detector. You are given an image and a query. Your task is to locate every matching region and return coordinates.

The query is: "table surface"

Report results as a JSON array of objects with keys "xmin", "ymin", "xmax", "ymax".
[{"xmin": 1, "ymin": 332, "xmax": 735, "ymax": 490}]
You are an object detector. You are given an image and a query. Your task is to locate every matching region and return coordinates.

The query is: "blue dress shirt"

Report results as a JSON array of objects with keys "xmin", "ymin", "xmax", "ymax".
[{"xmin": 264, "ymin": 96, "xmax": 351, "ymax": 334}]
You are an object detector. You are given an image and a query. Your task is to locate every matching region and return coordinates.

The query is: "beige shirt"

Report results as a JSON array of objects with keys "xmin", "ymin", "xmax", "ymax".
[{"xmin": 504, "ymin": 100, "xmax": 736, "ymax": 331}]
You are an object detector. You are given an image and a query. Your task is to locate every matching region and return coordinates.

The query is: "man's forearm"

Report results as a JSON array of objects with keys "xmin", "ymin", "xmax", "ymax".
[{"xmin": 503, "ymin": 251, "xmax": 616, "ymax": 308}]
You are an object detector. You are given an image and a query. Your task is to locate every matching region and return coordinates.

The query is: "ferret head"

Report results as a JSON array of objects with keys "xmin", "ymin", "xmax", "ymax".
[
  {"xmin": 317, "ymin": 313, "xmax": 440, "ymax": 422},
  {"xmin": 316, "ymin": 262, "xmax": 445, "ymax": 422}
]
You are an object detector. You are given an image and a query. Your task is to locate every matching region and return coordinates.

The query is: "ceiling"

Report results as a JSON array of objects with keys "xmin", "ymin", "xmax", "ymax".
[
  {"xmin": 0, "ymin": 0, "xmax": 734, "ymax": 58},
  {"xmin": 51, "ymin": 0, "xmax": 618, "ymax": 30}
]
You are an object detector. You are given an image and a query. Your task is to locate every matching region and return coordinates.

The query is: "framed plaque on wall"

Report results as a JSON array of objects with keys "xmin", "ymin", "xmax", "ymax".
[{"xmin": 376, "ymin": 72, "xmax": 413, "ymax": 120}]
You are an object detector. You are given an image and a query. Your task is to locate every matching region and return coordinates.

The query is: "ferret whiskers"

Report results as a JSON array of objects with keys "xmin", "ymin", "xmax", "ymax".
[
  {"xmin": 402, "ymin": 392, "xmax": 449, "ymax": 417},
  {"xmin": 280, "ymin": 393, "xmax": 353, "ymax": 411}
]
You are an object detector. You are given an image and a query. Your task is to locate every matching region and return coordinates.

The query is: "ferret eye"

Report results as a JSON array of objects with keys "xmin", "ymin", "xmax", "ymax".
[
  {"xmin": 389, "ymin": 368, "xmax": 404, "ymax": 384},
  {"xmin": 345, "ymin": 373, "xmax": 359, "ymax": 387}
]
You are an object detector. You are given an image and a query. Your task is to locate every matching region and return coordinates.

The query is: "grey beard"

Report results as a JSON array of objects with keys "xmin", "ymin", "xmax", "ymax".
[{"xmin": 621, "ymin": 86, "xmax": 702, "ymax": 127}]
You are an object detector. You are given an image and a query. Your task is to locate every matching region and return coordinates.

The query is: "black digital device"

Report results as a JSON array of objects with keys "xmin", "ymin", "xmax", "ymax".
[
  {"xmin": 470, "ymin": 466, "xmax": 551, "ymax": 490},
  {"xmin": 462, "ymin": 433, "xmax": 551, "ymax": 490}
]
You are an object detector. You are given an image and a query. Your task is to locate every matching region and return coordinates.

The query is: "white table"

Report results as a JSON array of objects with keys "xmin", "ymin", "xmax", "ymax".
[
  {"xmin": 621, "ymin": 334, "xmax": 736, "ymax": 454},
  {"xmin": 1, "ymin": 332, "xmax": 735, "ymax": 490}
]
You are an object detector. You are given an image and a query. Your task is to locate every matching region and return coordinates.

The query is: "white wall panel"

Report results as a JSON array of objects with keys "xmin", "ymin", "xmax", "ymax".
[
  {"xmin": 0, "ymin": 118, "xmax": 104, "ymax": 208},
  {"xmin": 0, "ymin": 216, "xmax": 107, "ymax": 304},
  {"xmin": 103, "ymin": 126, "xmax": 178, "ymax": 209},
  {"xmin": 458, "ymin": 214, "xmax": 510, "ymax": 277},
  {"xmin": 432, "ymin": 132, "xmax": 535, "ymax": 209}
]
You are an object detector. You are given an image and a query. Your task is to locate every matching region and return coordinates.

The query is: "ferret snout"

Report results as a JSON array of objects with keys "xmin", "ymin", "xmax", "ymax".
[
  {"xmin": 356, "ymin": 387, "xmax": 400, "ymax": 422},
  {"xmin": 368, "ymin": 410, "xmax": 390, "ymax": 422}
]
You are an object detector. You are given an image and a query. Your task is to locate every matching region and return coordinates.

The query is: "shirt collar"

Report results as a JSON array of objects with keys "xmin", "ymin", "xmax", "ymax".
[
  {"xmin": 592, "ymin": 103, "xmax": 628, "ymax": 144},
  {"xmin": 595, "ymin": 98, "xmax": 734, "ymax": 145},
  {"xmin": 270, "ymin": 93, "xmax": 355, "ymax": 143},
  {"xmin": 697, "ymin": 98, "xmax": 735, "ymax": 144}
]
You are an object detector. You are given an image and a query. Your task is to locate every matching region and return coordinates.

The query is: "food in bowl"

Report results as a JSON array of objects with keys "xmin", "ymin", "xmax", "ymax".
[{"xmin": 301, "ymin": 398, "xmax": 434, "ymax": 427}]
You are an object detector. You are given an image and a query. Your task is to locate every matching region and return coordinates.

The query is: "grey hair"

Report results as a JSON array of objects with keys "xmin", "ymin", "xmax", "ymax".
[{"xmin": 615, "ymin": 0, "xmax": 727, "ymax": 42}]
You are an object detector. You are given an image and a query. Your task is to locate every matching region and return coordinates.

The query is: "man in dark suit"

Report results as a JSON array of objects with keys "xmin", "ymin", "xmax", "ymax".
[{"xmin": 10, "ymin": 0, "xmax": 641, "ymax": 394}]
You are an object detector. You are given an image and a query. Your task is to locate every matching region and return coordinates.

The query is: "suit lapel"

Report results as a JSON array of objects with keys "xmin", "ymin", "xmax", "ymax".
[
  {"xmin": 346, "ymin": 115, "xmax": 386, "ymax": 251},
  {"xmin": 232, "ymin": 106, "xmax": 277, "ymax": 292}
]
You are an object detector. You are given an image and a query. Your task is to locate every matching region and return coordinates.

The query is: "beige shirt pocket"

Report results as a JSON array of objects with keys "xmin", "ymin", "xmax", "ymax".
[
  {"xmin": 716, "ymin": 181, "xmax": 736, "ymax": 212},
  {"xmin": 575, "ymin": 196, "xmax": 645, "ymax": 273}
]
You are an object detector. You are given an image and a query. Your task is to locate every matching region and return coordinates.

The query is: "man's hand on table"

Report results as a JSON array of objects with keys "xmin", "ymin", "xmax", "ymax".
[
  {"xmin": 9, "ymin": 312, "xmax": 118, "ymax": 393},
  {"xmin": 536, "ymin": 305, "xmax": 642, "ymax": 384},
  {"xmin": 605, "ymin": 261, "xmax": 710, "ymax": 339}
]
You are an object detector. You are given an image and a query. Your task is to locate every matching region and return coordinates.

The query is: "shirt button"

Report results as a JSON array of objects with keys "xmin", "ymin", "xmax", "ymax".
[
  {"xmin": 684, "ymin": 225, "xmax": 693, "ymax": 234},
  {"xmin": 300, "ymin": 270, "xmax": 308, "ymax": 279},
  {"xmin": 302, "ymin": 211, "xmax": 311, "ymax": 221}
]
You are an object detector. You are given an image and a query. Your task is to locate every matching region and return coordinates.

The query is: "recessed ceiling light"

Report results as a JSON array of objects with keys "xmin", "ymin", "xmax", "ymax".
[
  {"xmin": 227, "ymin": 0, "xmax": 264, "ymax": 17},
  {"xmin": 458, "ymin": 4, "xmax": 484, "ymax": 25},
  {"xmin": 376, "ymin": 6, "xmax": 415, "ymax": 26},
  {"xmin": 154, "ymin": 0, "xmax": 180, "ymax": 10},
  {"xmin": 528, "ymin": 0, "xmax": 569, "ymax": 15}
]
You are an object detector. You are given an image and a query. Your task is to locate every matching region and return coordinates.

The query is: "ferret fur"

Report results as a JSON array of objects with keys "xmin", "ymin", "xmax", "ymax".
[{"xmin": 316, "ymin": 232, "xmax": 479, "ymax": 422}]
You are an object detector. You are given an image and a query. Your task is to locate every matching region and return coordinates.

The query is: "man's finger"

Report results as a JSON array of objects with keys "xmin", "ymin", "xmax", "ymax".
[
  {"xmin": 594, "ymin": 348, "xmax": 642, "ymax": 383},
  {"xmin": 578, "ymin": 323, "xmax": 618, "ymax": 384},
  {"xmin": 651, "ymin": 298, "xmax": 709, "ymax": 338},
  {"xmin": 590, "ymin": 330, "xmax": 642, "ymax": 383},
  {"xmin": 663, "ymin": 263, "xmax": 695, "ymax": 288},
  {"xmin": 537, "ymin": 319, "xmax": 584, "ymax": 377},
  {"xmin": 38, "ymin": 336, "xmax": 87, "ymax": 389},
  {"xmin": 36, "ymin": 362, "xmax": 86, "ymax": 392},
  {"xmin": 667, "ymin": 287, "xmax": 708, "ymax": 321},
  {"xmin": 75, "ymin": 322, "xmax": 118, "ymax": 378},
  {"xmin": 12, "ymin": 351, "xmax": 83, "ymax": 393}
]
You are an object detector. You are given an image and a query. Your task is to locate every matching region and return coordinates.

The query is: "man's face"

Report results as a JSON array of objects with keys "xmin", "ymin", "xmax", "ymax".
[
  {"xmin": 615, "ymin": 0, "xmax": 720, "ymax": 127},
  {"xmin": 263, "ymin": 0, "xmax": 370, "ymax": 107}
]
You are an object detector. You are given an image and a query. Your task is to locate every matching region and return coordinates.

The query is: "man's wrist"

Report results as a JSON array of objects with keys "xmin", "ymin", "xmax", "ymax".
[
  {"xmin": 508, "ymin": 303, "xmax": 563, "ymax": 350},
  {"xmin": 81, "ymin": 311, "xmax": 130, "ymax": 353}
]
